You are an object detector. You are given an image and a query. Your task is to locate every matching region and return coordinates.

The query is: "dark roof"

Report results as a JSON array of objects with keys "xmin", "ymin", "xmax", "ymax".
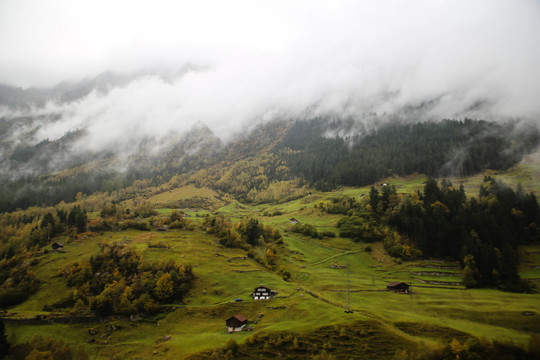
[
  {"xmin": 253, "ymin": 285, "xmax": 272, "ymax": 291},
  {"xmin": 52, "ymin": 242, "xmax": 64, "ymax": 247},
  {"xmin": 226, "ymin": 314, "xmax": 248, "ymax": 327},
  {"xmin": 387, "ymin": 282, "xmax": 409, "ymax": 288},
  {"xmin": 231, "ymin": 314, "xmax": 247, "ymax": 322}
]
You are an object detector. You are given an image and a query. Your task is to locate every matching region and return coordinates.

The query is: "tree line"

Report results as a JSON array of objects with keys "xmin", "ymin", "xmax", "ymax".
[
  {"xmin": 3, "ymin": 118, "xmax": 539, "ymax": 212},
  {"xmin": 280, "ymin": 119, "xmax": 540, "ymax": 190},
  {"xmin": 317, "ymin": 177, "xmax": 540, "ymax": 291},
  {"xmin": 389, "ymin": 177, "xmax": 539, "ymax": 291}
]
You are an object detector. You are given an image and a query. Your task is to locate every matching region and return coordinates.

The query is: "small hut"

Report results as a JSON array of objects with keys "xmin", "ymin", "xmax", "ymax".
[
  {"xmin": 386, "ymin": 282, "xmax": 410, "ymax": 294},
  {"xmin": 51, "ymin": 242, "xmax": 64, "ymax": 251},
  {"xmin": 289, "ymin": 218, "xmax": 299, "ymax": 224},
  {"xmin": 226, "ymin": 314, "xmax": 248, "ymax": 333}
]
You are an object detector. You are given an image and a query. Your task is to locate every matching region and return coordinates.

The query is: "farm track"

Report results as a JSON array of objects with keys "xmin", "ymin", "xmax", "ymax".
[
  {"xmin": 310, "ymin": 250, "xmax": 364, "ymax": 266},
  {"xmin": 410, "ymin": 271, "xmax": 462, "ymax": 276},
  {"xmin": 413, "ymin": 284, "xmax": 465, "ymax": 290},
  {"xmin": 413, "ymin": 265, "xmax": 460, "ymax": 270},
  {"xmin": 412, "ymin": 277, "xmax": 462, "ymax": 286},
  {"xmin": 330, "ymin": 289, "xmax": 389, "ymax": 293}
]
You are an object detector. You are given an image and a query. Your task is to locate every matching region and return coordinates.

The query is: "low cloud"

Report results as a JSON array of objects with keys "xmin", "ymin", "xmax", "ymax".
[{"xmin": 0, "ymin": 0, "xmax": 539, "ymax": 159}]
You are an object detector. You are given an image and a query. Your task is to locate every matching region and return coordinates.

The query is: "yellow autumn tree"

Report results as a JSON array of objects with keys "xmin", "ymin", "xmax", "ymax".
[
  {"xmin": 154, "ymin": 273, "xmax": 173, "ymax": 301},
  {"xmin": 450, "ymin": 338, "xmax": 462, "ymax": 359}
]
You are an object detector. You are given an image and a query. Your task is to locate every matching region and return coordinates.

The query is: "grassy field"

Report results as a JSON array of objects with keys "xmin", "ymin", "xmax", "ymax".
[{"xmin": 4, "ymin": 166, "xmax": 540, "ymax": 359}]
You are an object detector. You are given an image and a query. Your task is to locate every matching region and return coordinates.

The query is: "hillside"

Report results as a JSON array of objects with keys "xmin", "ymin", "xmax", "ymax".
[
  {"xmin": 2, "ymin": 1, "xmax": 540, "ymax": 358},
  {"xmin": 2, "ymin": 174, "xmax": 540, "ymax": 359},
  {"xmin": 1, "ymin": 117, "xmax": 540, "ymax": 359},
  {"xmin": 1, "ymin": 118, "xmax": 538, "ymax": 211}
]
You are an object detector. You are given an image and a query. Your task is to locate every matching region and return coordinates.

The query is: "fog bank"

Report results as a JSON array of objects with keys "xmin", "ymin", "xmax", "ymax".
[{"xmin": 0, "ymin": 0, "xmax": 539, "ymax": 155}]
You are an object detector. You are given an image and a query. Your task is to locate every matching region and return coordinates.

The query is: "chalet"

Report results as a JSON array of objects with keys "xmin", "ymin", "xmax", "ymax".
[
  {"xmin": 289, "ymin": 218, "xmax": 299, "ymax": 224},
  {"xmin": 226, "ymin": 314, "xmax": 248, "ymax": 333},
  {"xmin": 386, "ymin": 282, "xmax": 410, "ymax": 294},
  {"xmin": 251, "ymin": 285, "xmax": 276, "ymax": 300},
  {"xmin": 51, "ymin": 242, "xmax": 64, "ymax": 251}
]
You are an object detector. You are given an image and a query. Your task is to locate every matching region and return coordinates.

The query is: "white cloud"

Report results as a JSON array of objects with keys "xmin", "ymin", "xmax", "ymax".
[{"xmin": 0, "ymin": 0, "xmax": 539, "ymax": 155}]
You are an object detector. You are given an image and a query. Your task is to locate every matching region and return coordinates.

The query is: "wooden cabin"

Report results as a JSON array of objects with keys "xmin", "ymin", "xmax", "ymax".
[
  {"xmin": 387, "ymin": 282, "xmax": 410, "ymax": 294},
  {"xmin": 289, "ymin": 218, "xmax": 299, "ymax": 224},
  {"xmin": 226, "ymin": 314, "xmax": 248, "ymax": 333},
  {"xmin": 251, "ymin": 285, "xmax": 276, "ymax": 300},
  {"xmin": 51, "ymin": 242, "xmax": 64, "ymax": 250}
]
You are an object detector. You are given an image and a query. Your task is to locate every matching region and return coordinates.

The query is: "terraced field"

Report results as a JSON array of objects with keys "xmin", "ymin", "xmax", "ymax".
[{"xmin": 4, "ymin": 170, "xmax": 540, "ymax": 359}]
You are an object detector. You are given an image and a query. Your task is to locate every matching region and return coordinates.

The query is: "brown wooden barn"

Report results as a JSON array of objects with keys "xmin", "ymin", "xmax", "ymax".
[
  {"xmin": 51, "ymin": 242, "xmax": 64, "ymax": 250},
  {"xmin": 226, "ymin": 314, "xmax": 248, "ymax": 333},
  {"xmin": 386, "ymin": 282, "xmax": 410, "ymax": 294}
]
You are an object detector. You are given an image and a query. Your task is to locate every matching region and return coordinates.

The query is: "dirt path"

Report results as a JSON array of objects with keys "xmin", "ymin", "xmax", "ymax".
[{"xmin": 310, "ymin": 250, "xmax": 363, "ymax": 266}]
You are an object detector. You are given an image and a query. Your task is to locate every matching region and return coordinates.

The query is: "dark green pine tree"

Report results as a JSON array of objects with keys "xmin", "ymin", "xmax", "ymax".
[
  {"xmin": 245, "ymin": 218, "xmax": 262, "ymax": 246},
  {"xmin": 0, "ymin": 318, "xmax": 10, "ymax": 360}
]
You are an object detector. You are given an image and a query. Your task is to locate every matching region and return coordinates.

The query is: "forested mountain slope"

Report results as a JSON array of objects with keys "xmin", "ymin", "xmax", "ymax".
[
  {"xmin": 1, "ymin": 116, "xmax": 540, "ymax": 359},
  {"xmin": 0, "ymin": 117, "xmax": 538, "ymax": 212},
  {"xmin": 280, "ymin": 119, "xmax": 540, "ymax": 190}
]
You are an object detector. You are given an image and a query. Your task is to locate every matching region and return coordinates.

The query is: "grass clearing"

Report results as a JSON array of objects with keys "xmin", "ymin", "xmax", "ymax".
[{"xmin": 5, "ymin": 173, "xmax": 540, "ymax": 359}]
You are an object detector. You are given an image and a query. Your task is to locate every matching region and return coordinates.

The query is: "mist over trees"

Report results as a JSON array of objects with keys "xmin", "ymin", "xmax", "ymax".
[
  {"xmin": 1, "ymin": 117, "xmax": 539, "ymax": 294},
  {"xmin": 280, "ymin": 119, "xmax": 540, "ymax": 190},
  {"xmin": 0, "ymin": 118, "xmax": 538, "ymax": 212},
  {"xmin": 1, "ymin": 2, "xmax": 539, "ymax": 357}
]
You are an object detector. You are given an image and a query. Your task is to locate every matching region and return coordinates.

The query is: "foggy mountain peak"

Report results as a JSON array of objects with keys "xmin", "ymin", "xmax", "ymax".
[{"xmin": 0, "ymin": 0, "xmax": 539, "ymax": 172}]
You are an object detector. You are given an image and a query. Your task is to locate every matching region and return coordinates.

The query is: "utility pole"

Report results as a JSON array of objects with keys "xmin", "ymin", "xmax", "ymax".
[{"xmin": 345, "ymin": 256, "xmax": 353, "ymax": 313}]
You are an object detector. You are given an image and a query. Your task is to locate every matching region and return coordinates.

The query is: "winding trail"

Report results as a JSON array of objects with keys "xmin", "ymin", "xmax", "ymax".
[{"xmin": 310, "ymin": 250, "xmax": 363, "ymax": 266}]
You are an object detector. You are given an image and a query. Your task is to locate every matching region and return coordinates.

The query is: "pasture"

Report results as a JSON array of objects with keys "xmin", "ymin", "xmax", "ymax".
[{"xmin": 4, "ymin": 168, "xmax": 540, "ymax": 359}]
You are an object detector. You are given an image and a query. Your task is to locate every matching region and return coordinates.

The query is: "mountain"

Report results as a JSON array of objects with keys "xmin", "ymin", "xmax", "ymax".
[
  {"xmin": 0, "ymin": 113, "xmax": 538, "ymax": 212},
  {"xmin": 0, "ymin": 70, "xmax": 190, "ymax": 108},
  {"xmin": 1, "ymin": 93, "xmax": 540, "ymax": 359}
]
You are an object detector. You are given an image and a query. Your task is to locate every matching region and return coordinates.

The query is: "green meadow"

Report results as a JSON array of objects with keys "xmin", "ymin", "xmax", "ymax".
[{"xmin": 4, "ymin": 167, "xmax": 540, "ymax": 359}]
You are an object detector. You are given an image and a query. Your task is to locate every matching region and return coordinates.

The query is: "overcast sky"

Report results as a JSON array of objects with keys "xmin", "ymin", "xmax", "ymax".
[{"xmin": 1, "ymin": 0, "xmax": 539, "ymax": 151}]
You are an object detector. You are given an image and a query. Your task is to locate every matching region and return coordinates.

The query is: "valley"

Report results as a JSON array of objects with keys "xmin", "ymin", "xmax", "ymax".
[
  {"xmin": 3, "ymin": 167, "xmax": 540, "ymax": 359},
  {"xmin": 2, "ymin": 2, "xmax": 540, "ymax": 358}
]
